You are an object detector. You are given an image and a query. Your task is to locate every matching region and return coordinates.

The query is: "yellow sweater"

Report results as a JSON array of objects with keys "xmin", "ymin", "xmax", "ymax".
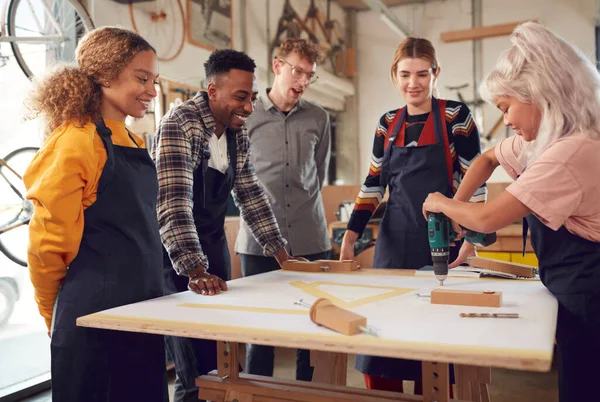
[{"xmin": 23, "ymin": 119, "xmax": 145, "ymax": 330}]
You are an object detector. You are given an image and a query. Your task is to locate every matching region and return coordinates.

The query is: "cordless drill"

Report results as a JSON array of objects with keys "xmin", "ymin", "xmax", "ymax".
[{"xmin": 427, "ymin": 212, "xmax": 497, "ymax": 286}]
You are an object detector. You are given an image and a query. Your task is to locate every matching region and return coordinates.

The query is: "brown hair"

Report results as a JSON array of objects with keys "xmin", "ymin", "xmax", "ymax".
[
  {"xmin": 26, "ymin": 27, "xmax": 155, "ymax": 138},
  {"xmin": 390, "ymin": 37, "xmax": 438, "ymax": 86},
  {"xmin": 275, "ymin": 38, "xmax": 322, "ymax": 64}
]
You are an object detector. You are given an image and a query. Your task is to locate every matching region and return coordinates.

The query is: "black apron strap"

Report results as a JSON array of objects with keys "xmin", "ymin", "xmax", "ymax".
[
  {"xmin": 431, "ymin": 97, "xmax": 445, "ymax": 145},
  {"xmin": 430, "ymin": 97, "xmax": 453, "ymax": 197},
  {"xmin": 380, "ymin": 108, "xmax": 406, "ymax": 187},
  {"xmin": 522, "ymin": 217, "xmax": 529, "ymax": 257},
  {"xmin": 125, "ymin": 129, "xmax": 140, "ymax": 148},
  {"xmin": 226, "ymin": 129, "xmax": 237, "ymax": 185},
  {"xmin": 95, "ymin": 119, "xmax": 115, "ymax": 193},
  {"xmin": 200, "ymin": 143, "xmax": 210, "ymax": 209},
  {"xmin": 517, "ymin": 168, "xmax": 528, "ymax": 257}
]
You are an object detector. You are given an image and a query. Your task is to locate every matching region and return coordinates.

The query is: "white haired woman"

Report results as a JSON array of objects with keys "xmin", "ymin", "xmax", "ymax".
[{"xmin": 422, "ymin": 22, "xmax": 600, "ymax": 402}]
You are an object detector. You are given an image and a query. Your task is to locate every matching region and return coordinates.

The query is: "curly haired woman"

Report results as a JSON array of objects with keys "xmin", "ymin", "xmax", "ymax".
[{"xmin": 23, "ymin": 27, "xmax": 168, "ymax": 401}]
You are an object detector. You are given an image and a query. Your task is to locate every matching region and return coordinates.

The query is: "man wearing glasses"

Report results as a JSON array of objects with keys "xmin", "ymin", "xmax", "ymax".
[{"xmin": 235, "ymin": 38, "xmax": 331, "ymax": 381}]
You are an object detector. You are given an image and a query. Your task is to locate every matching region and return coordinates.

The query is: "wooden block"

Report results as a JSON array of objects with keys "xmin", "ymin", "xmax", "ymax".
[
  {"xmin": 431, "ymin": 289, "xmax": 502, "ymax": 308},
  {"xmin": 440, "ymin": 20, "xmax": 535, "ymax": 43},
  {"xmin": 282, "ymin": 259, "xmax": 359, "ymax": 272},
  {"xmin": 310, "ymin": 298, "xmax": 366, "ymax": 335},
  {"xmin": 469, "ymin": 256, "xmax": 535, "ymax": 278}
]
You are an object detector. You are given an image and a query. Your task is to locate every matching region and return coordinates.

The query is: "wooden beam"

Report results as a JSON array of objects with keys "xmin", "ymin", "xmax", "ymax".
[
  {"xmin": 334, "ymin": 0, "xmax": 431, "ymax": 10},
  {"xmin": 440, "ymin": 21, "xmax": 534, "ymax": 43}
]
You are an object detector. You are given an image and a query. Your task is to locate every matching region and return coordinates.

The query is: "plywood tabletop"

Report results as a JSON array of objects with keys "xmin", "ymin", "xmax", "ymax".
[{"xmin": 77, "ymin": 269, "xmax": 556, "ymax": 372}]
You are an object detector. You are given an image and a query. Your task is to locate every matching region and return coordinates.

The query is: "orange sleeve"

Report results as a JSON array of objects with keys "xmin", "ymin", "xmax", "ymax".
[{"xmin": 23, "ymin": 123, "xmax": 102, "ymax": 330}]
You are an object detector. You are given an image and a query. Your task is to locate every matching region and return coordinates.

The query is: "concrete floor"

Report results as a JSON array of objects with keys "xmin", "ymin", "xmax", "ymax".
[{"xmin": 21, "ymin": 346, "xmax": 558, "ymax": 401}]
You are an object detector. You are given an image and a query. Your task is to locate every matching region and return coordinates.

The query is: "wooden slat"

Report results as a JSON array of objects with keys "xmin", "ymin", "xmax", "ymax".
[
  {"xmin": 469, "ymin": 256, "xmax": 536, "ymax": 278},
  {"xmin": 454, "ymin": 365, "xmax": 491, "ymax": 402},
  {"xmin": 311, "ymin": 351, "xmax": 348, "ymax": 385},
  {"xmin": 334, "ymin": 0, "xmax": 434, "ymax": 9},
  {"xmin": 207, "ymin": 370, "xmax": 419, "ymax": 400},
  {"xmin": 423, "ymin": 362, "xmax": 450, "ymax": 402},
  {"xmin": 196, "ymin": 373, "xmax": 466, "ymax": 402},
  {"xmin": 198, "ymin": 388, "xmax": 226, "ymax": 401},
  {"xmin": 217, "ymin": 341, "xmax": 240, "ymax": 380},
  {"xmin": 440, "ymin": 21, "xmax": 534, "ymax": 43},
  {"xmin": 225, "ymin": 390, "xmax": 254, "ymax": 402}
]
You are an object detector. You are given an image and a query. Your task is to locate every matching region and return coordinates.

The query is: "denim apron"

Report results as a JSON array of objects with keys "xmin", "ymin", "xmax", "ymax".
[
  {"xmin": 50, "ymin": 119, "xmax": 168, "ymax": 401},
  {"xmin": 524, "ymin": 214, "xmax": 600, "ymax": 402},
  {"xmin": 164, "ymin": 128, "xmax": 237, "ymax": 402},
  {"xmin": 357, "ymin": 98, "xmax": 459, "ymax": 380}
]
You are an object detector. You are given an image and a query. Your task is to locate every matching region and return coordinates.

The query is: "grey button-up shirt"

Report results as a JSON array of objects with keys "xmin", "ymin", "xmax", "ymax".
[{"xmin": 234, "ymin": 90, "xmax": 331, "ymax": 256}]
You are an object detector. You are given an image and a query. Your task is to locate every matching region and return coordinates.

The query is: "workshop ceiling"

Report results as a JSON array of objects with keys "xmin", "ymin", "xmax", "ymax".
[{"xmin": 333, "ymin": 0, "xmax": 435, "ymax": 9}]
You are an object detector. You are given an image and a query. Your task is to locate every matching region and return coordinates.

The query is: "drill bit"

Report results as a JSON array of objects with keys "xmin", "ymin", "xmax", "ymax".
[
  {"xmin": 460, "ymin": 313, "xmax": 519, "ymax": 318},
  {"xmin": 294, "ymin": 299, "xmax": 312, "ymax": 308}
]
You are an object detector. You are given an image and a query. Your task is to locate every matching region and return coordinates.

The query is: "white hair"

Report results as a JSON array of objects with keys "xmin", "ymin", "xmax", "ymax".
[{"xmin": 480, "ymin": 22, "xmax": 600, "ymax": 163}]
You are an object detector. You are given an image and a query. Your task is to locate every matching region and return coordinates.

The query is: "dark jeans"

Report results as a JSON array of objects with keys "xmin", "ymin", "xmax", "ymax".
[
  {"xmin": 240, "ymin": 250, "xmax": 331, "ymax": 382},
  {"xmin": 555, "ymin": 293, "xmax": 600, "ymax": 402},
  {"xmin": 163, "ymin": 238, "xmax": 231, "ymax": 402}
]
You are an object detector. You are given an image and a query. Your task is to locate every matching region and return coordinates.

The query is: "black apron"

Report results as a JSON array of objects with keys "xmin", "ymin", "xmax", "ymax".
[
  {"xmin": 357, "ymin": 98, "xmax": 459, "ymax": 380},
  {"xmin": 524, "ymin": 215, "xmax": 600, "ymax": 402},
  {"xmin": 50, "ymin": 120, "xmax": 168, "ymax": 402},
  {"xmin": 164, "ymin": 129, "xmax": 237, "ymax": 402}
]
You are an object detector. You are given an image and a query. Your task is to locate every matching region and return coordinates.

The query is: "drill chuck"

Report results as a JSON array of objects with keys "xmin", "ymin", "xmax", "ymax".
[
  {"xmin": 433, "ymin": 261, "xmax": 448, "ymax": 285},
  {"xmin": 431, "ymin": 249, "xmax": 449, "ymax": 285}
]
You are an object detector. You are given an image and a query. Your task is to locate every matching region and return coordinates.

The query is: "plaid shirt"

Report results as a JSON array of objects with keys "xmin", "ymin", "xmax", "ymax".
[{"xmin": 152, "ymin": 91, "xmax": 287, "ymax": 276}]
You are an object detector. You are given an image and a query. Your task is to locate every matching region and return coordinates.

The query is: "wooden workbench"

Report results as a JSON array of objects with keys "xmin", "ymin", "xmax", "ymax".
[{"xmin": 78, "ymin": 269, "xmax": 557, "ymax": 402}]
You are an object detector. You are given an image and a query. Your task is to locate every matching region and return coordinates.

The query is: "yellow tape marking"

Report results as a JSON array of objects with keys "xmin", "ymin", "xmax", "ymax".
[
  {"xmin": 290, "ymin": 281, "xmax": 413, "ymax": 308},
  {"xmin": 179, "ymin": 303, "xmax": 307, "ymax": 315}
]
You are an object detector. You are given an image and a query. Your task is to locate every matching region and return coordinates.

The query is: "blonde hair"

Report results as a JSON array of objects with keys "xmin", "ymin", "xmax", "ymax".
[
  {"xmin": 390, "ymin": 37, "xmax": 438, "ymax": 87},
  {"xmin": 480, "ymin": 22, "xmax": 600, "ymax": 163},
  {"xmin": 26, "ymin": 27, "xmax": 155, "ymax": 139}
]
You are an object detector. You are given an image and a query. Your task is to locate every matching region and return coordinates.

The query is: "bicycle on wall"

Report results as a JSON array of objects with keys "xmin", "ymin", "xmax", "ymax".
[
  {"xmin": 0, "ymin": 147, "xmax": 38, "ymax": 267},
  {"xmin": 0, "ymin": 0, "xmax": 93, "ymax": 265},
  {"xmin": 270, "ymin": 0, "xmax": 347, "ymax": 77},
  {"xmin": 0, "ymin": 0, "xmax": 94, "ymax": 79}
]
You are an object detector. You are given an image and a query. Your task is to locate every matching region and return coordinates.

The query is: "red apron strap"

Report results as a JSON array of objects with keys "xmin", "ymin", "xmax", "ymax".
[
  {"xmin": 383, "ymin": 108, "xmax": 405, "ymax": 149},
  {"xmin": 437, "ymin": 99, "xmax": 454, "ymax": 193}
]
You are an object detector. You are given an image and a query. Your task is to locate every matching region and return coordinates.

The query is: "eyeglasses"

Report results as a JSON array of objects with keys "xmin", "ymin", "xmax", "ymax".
[{"xmin": 278, "ymin": 59, "xmax": 319, "ymax": 84}]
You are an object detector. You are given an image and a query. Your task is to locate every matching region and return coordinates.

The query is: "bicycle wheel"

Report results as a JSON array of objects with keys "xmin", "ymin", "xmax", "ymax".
[
  {"xmin": 129, "ymin": 0, "xmax": 185, "ymax": 62},
  {"xmin": 0, "ymin": 147, "xmax": 38, "ymax": 267},
  {"xmin": 7, "ymin": 0, "xmax": 94, "ymax": 79}
]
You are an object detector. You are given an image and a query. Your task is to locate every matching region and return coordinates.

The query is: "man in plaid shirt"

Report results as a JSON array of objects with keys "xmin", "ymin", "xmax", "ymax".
[{"xmin": 152, "ymin": 49, "xmax": 295, "ymax": 402}]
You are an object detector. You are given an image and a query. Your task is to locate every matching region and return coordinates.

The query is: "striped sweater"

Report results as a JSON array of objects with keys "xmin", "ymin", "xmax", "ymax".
[{"xmin": 347, "ymin": 100, "xmax": 487, "ymax": 236}]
